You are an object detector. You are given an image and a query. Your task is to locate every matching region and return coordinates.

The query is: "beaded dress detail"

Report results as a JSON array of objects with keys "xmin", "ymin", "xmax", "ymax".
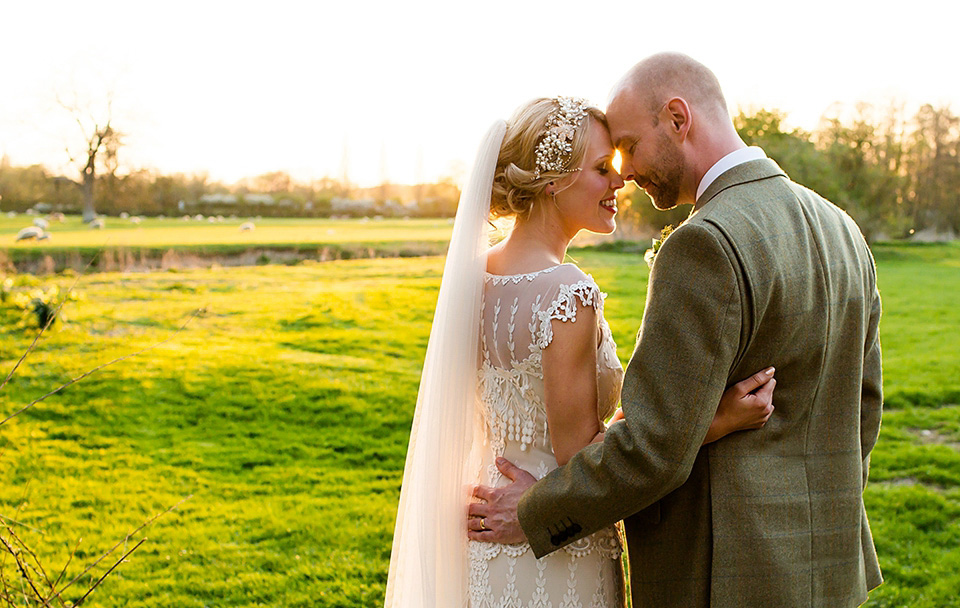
[{"xmin": 469, "ymin": 263, "xmax": 625, "ymax": 608}]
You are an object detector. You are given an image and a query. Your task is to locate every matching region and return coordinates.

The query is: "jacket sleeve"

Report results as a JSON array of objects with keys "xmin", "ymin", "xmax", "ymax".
[{"xmin": 518, "ymin": 222, "xmax": 744, "ymax": 558}]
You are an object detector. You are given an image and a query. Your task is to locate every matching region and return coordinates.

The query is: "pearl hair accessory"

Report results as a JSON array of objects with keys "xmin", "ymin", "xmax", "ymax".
[{"xmin": 533, "ymin": 96, "xmax": 589, "ymax": 179}]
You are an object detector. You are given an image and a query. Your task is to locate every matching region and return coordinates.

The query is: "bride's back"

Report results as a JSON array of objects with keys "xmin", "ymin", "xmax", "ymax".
[{"xmin": 478, "ymin": 262, "xmax": 621, "ymax": 476}]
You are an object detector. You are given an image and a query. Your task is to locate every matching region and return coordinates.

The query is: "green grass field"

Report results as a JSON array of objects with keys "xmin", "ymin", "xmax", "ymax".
[
  {"xmin": 0, "ymin": 215, "xmax": 455, "ymax": 250},
  {"xmin": 1, "ymin": 241, "xmax": 958, "ymax": 606}
]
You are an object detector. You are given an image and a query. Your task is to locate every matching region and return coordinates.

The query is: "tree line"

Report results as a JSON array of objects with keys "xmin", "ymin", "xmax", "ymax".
[
  {"xmin": 619, "ymin": 102, "xmax": 959, "ymax": 242},
  {"xmin": 1, "ymin": 102, "xmax": 957, "ymax": 240}
]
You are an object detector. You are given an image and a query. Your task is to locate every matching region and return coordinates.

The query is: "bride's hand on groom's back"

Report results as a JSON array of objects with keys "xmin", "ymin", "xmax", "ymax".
[
  {"xmin": 467, "ymin": 458, "xmax": 536, "ymax": 545},
  {"xmin": 703, "ymin": 367, "xmax": 777, "ymax": 444}
]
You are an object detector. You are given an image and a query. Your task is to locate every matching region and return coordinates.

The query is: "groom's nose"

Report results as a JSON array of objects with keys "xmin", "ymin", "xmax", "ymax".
[{"xmin": 617, "ymin": 153, "xmax": 635, "ymax": 182}]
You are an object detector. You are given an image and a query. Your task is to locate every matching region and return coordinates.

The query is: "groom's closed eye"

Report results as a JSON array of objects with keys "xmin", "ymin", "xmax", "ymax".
[{"xmin": 615, "ymin": 138, "xmax": 637, "ymax": 158}]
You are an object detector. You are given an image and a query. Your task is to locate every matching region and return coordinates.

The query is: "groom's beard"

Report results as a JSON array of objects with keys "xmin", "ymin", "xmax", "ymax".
[{"xmin": 645, "ymin": 133, "xmax": 684, "ymax": 211}]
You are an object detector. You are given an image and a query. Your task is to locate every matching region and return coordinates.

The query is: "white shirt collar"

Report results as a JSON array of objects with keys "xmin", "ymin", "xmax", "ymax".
[{"xmin": 695, "ymin": 146, "xmax": 766, "ymax": 202}]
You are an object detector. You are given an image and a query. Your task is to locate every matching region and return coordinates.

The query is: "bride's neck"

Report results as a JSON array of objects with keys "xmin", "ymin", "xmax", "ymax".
[{"xmin": 497, "ymin": 212, "xmax": 571, "ymax": 269}]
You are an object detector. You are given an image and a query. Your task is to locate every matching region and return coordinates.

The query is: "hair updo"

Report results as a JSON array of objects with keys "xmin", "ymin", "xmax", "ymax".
[{"xmin": 490, "ymin": 98, "xmax": 607, "ymax": 221}]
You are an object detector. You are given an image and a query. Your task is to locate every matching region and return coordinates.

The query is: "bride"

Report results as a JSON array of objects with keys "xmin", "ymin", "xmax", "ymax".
[{"xmin": 385, "ymin": 97, "xmax": 775, "ymax": 607}]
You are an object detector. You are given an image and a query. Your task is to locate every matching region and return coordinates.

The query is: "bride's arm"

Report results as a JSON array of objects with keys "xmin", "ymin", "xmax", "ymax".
[
  {"xmin": 701, "ymin": 367, "xmax": 776, "ymax": 443},
  {"xmin": 599, "ymin": 367, "xmax": 776, "ymax": 445},
  {"xmin": 541, "ymin": 305, "xmax": 604, "ymax": 466}
]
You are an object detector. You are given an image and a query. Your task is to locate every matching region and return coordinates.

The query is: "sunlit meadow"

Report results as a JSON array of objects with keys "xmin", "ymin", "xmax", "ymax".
[{"xmin": 0, "ymin": 238, "xmax": 958, "ymax": 606}]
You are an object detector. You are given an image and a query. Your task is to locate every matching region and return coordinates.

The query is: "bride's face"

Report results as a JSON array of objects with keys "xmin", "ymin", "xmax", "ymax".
[{"xmin": 551, "ymin": 120, "xmax": 624, "ymax": 236}]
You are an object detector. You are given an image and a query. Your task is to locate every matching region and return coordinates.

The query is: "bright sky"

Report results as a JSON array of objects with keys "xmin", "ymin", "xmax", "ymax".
[{"xmin": 2, "ymin": 0, "xmax": 958, "ymax": 188}]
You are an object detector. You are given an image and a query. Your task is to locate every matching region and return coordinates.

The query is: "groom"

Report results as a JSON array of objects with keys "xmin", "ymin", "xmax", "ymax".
[{"xmin": 470, "ymin": 53, "xmax": 883, "ymax": 607}]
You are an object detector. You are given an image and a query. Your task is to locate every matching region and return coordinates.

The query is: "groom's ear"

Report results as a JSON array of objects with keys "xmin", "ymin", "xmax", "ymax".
[{"xmin": 663, "ymin": 97, "xmax": 691, "ymax": 140}]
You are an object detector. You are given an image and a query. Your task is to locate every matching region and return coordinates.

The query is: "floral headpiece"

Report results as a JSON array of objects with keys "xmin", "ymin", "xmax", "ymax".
[{"xmin": 533, "ymin": 96, "xmax": 590, "ymax": 179}]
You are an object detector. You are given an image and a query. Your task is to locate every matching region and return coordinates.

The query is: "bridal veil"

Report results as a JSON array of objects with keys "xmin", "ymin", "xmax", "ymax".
[{"xmin": 385, "ymin": 120, "xmax": 507, "ymax": 607}]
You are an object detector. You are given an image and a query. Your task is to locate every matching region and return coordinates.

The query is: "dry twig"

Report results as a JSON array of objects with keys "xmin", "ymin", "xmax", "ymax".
[
  {"xmin": 0, "ymin": 253, "xmax": 100, "ymax": 394},
  {"xmin": 71, "ymin": 538, "xmax": 146, "ymax": 607},
  {"xmin": 0, "ymin": 309, "xmax": 202, "ymax": 427},
  {"xmin": 41, "ymin": 495, "xmax": 191, "ymax": 606}
]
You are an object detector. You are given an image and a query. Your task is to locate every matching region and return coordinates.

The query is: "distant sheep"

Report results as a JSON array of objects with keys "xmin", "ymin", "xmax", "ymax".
[
  {"xmin": 239, "ymin": 222, "xmax": 255, "ymax": 232},
  {"xmin": 16, "ymin": 226, "xmax": 43, "ymax": 241},
  {"xmin": 33, "ymin": 217, "xmax": 49, "ymax": 230},
  {"xmin": 130, "ymin": 216, "xmax": 142, "ymax": 225},
  {"xmin": 90, "ymin": 218, "xmax": 105, "ymax": 229}
]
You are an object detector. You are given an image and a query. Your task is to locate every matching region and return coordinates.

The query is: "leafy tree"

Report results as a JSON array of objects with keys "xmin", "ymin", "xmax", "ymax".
[
  {"xmin": 815, "ymin": 103, "xmax": 907, "ymax": 241},
  {"xmin": 905, "ymin": 104, "xmax": 960, "ymax": 232}
]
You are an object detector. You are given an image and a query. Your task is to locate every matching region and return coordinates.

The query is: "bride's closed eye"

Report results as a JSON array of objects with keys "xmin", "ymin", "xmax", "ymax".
[{"xmin": 596, "ymin": 160, "xmax": 615, "ymax": 176}]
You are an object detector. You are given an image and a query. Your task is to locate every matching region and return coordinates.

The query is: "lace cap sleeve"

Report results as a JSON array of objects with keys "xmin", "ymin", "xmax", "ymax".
[{"xmin": 531, "ymin": 268, "xmax": 604, "ymax": 350}]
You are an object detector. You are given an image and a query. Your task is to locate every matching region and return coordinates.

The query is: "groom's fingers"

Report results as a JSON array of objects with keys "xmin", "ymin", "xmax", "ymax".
[
  {"xmin": 472, "ymin": 484, "xmax": 494, "ymax": 502},
  {"xmin": 467, "ymin": 502, "xmax": 489, "ymax": 519},
  {"xmin": 736, "ymin": 366, "xmax": 776, "ymax": 397}
]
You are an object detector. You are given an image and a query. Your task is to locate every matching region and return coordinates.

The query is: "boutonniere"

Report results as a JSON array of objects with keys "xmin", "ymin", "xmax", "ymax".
[{"xmin": 644, "ymin": 224, "xmax": 676, "ymax": 269}]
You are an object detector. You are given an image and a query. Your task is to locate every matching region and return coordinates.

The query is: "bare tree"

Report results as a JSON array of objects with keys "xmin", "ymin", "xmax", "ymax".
[{"xmin": 59, "ymin": 96, "xmax": 123, "ymax": 223}]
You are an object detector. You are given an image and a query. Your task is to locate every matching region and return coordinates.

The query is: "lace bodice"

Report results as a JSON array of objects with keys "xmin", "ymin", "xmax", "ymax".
[{"xmin": 478, "ymin": 263, "xmax": 623, "ymax": 459}]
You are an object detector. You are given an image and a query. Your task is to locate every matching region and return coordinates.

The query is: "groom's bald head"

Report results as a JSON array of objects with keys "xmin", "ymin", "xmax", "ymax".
[{"xmin": 610, "ymin": 53, "xmax": 729, "ymax": 124}]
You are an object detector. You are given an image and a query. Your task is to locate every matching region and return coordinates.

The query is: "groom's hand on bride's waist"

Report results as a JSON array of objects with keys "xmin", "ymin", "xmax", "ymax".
[{"xmin": 467, "ymin": 458, "xmax": 535, "ymax": 545}]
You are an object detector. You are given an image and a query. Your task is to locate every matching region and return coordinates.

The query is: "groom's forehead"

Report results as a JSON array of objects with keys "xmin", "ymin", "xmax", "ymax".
[{"xmin": 607, "ymin": 90, "xmax": 648, "ymax": 134}]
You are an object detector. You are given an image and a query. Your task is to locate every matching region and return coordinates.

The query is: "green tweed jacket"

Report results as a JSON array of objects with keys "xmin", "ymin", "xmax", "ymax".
[{"xmin": 518, "ymin": 158, "xmax": 884, "ymax": 607}]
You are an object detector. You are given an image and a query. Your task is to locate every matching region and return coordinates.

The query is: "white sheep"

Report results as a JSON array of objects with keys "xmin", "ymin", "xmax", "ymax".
[
  {"xmin": 130, "ymin": 216, "xmax": 142, "ymax": 225},
  {"xmin": 16, "ymin": 226, "xmax": 43, "ymax": 241},
  {"xmin": 33, "ymin": 217, "xmax": 49, "ymax": 230},
  {"xmin": 90, "ymin": 218, "xmax": 105, "ymax": 229},
  {"xmin": 239, "ymin": 222, "xmax": 255, "ymax": 232}
]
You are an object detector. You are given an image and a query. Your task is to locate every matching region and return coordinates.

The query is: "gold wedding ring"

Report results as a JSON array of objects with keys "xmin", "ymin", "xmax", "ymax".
[{"xmin": 479, "ymin": 517, "xmax": 487, "ymax": 531}]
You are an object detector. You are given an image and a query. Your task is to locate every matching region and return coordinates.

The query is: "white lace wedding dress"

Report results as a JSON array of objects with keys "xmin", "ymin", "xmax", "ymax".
[{"xmin": 469, "ymin": 263, "xmax": 625, "ymax": 608}]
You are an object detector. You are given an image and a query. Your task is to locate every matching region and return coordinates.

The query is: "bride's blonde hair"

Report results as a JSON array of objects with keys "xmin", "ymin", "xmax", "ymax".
[{"xmin": 491, "ymin": 98, "xmax": 606, "ymax": 221}]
